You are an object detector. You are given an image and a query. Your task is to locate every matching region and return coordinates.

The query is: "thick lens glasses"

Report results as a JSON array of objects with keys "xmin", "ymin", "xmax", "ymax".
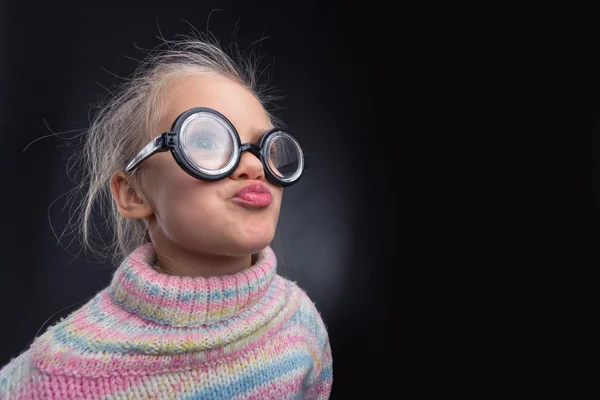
[{"xmin": 125, "ymin": 107, "xmax": 307, "ymax": 187}]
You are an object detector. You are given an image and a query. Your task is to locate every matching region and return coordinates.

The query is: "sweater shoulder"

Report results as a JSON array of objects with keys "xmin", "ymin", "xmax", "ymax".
[
  {"xmin": 276, "ymin": 275, "xmax": 326, "ymax": 315},
  {"xmin": 275, "ymin": 275, "xmax": 330, "ymax": 343},
  {"xmin": 0, "ymin": 349, "xmax": 36, "ymax": 399},
  {"xmin": 0, "ymin": 289, "xmax": 107, "ymax": 396}
]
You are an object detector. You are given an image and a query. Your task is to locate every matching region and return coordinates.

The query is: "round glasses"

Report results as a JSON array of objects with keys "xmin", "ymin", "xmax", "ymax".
[{"xmin": 125, "ymin": 107, "xmax": 307, "ymax": 187}]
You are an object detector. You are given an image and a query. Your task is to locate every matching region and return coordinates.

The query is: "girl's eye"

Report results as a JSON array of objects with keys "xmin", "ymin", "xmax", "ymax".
[
  {"xmin": 189, "ymin": 132, "xmax": 224, "ymax": 150},
  {"xmin": 193, "ymin": 136, "xmax": 215, "ymax": 149}
]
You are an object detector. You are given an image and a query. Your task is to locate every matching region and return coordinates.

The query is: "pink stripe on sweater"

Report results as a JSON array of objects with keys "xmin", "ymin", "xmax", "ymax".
[{"xmin": 61, "ymin": 335, "xmax": 309, "ymax": 399}]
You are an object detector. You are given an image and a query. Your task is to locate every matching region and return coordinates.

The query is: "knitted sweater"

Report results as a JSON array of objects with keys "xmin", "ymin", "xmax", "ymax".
[{"xmin": 0, "ymin": 243, "xmax": 332, "ymax": 399}]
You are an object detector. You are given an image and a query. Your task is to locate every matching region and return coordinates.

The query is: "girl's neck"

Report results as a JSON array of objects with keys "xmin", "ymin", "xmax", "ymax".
[{"xmin": 150, "ymin": 241, "xmax": 254, "ymax": 277}]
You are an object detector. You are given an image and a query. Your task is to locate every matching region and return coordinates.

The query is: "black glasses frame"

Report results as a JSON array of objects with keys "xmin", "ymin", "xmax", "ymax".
[{"xmin": 125, "ymin": 107, "xmax": 307, "ymax": 187}]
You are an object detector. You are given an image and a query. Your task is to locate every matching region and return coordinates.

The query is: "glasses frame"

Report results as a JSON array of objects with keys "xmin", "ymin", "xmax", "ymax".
[{"xmin": 124, "ymin": 107, "xmax": 307, "ymax": 187}]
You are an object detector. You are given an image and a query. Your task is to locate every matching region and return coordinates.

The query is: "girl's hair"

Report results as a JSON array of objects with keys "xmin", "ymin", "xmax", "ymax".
[{"xmin": 70, "ymin": 32, "xmax": 281, "ymax": 265}]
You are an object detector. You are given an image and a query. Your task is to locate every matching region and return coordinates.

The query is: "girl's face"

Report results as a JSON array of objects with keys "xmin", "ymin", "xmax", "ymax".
[{"xmin": 140, "ymin": 75, "xmax": 283, "ymax": 258}]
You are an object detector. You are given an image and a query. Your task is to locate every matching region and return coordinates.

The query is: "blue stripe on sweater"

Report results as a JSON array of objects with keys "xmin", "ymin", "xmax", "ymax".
[{"xmin": 183, "ymin": 352, "xmax": 313, "ymax": 399}]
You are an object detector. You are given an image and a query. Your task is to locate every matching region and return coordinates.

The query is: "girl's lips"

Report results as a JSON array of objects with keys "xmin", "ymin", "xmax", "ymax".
[
  {"xmin": 235, "ymin": 183, "xmax": 271, "ymax": 197},
  {"xmin": 233, "ymin": 182, "xmax": 272, "ymax": 208},
  {"xmin": 233, "ymin": 192, "xmax": 273, "ymax": 207}
]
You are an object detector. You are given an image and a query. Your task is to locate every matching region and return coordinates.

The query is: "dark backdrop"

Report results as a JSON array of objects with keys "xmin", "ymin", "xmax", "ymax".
[{"xmin": 0, "ymin": 1, "xmax": 395, "ymax": 398}]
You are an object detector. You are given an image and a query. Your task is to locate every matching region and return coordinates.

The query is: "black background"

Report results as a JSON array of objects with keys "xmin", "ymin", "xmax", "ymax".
[{"xmin": 0, "ymin": 1, "xmax": 398, "ymax": 397}]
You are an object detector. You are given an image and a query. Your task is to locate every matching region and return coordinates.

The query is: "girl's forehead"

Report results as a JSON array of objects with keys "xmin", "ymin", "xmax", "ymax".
[{"xmin": 160, "ymin": 75, "xmax": 270, "ymax": 133}]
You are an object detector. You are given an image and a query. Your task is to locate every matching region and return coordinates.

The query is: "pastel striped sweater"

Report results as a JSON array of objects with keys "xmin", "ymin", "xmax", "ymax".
[{"xmin": 0, "ymin": 243, "xmax": 332, "ymax": 399}]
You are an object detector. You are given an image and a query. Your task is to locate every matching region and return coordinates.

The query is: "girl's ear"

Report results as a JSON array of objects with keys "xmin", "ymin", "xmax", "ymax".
[{"xmin": 110, "ymin": 171, "xmax": 153, "ymax": 219}]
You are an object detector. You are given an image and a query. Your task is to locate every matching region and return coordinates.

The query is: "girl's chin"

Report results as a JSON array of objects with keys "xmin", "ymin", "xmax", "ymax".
[
  {"xmin": 236, "ymin": 231, "xmax": 275, "ymax": 252},
  {"xmin": 239, "ymin": 236, "xmax": 274, "ymax": 252}
]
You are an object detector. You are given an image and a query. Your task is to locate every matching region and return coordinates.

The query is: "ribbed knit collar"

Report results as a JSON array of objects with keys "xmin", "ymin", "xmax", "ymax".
[{"xmin": 109, "ymin": 242, "xmax": 277, "ymax": 327}]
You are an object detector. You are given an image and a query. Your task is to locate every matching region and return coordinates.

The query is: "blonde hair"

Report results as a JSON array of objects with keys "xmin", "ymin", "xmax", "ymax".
[{"xmin": 67, "ymin": 32, "xmax": 282, "ymax": 265}]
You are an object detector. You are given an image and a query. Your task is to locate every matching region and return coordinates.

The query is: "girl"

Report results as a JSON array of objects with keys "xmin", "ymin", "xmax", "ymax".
[{"xmin": 0, "ymin": 33, "xmax": 332, "ymax": 399}]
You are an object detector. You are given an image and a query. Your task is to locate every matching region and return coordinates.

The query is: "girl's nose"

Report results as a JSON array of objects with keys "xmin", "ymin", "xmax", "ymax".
[{"xmin": 229, "ymin": 151, "xmax": 265, "ymax": 181}]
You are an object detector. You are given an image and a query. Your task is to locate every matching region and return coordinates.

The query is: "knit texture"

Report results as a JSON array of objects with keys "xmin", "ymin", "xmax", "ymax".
[{"xmin": 0, "ymin": 244, "xmax": 332, "ymax": 399}]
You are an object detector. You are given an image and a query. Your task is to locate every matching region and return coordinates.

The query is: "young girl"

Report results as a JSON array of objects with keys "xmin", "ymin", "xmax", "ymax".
[{"xmin": 0, "ymin": 33, "xmax": 332, "ymax": 399}]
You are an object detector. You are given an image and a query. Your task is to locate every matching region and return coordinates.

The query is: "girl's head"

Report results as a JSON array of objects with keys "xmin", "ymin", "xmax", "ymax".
[{"xmin": 77, "ymin": 34, "xmax": 293, "ymax": 273}]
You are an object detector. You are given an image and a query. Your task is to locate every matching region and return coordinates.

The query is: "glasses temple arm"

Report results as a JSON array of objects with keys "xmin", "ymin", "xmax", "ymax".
[{"xmin": 125, "ymin": 133, "xmax": 169, "ymax": 172}]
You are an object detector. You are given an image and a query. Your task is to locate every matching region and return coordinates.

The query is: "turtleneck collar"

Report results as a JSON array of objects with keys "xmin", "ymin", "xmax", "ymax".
[{"xmin": 109, "ymin": 242, "xmax": 277, "ymax": 327}]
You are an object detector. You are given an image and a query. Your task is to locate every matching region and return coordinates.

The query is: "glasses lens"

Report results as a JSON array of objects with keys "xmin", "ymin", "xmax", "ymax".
[
  {"xmin": 267, "ymin": 133, "xmax": 303, "ymax": 182},
  {"xmin": 181, "ymin": 113, "xmax": 235, "ymax": 172}
]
